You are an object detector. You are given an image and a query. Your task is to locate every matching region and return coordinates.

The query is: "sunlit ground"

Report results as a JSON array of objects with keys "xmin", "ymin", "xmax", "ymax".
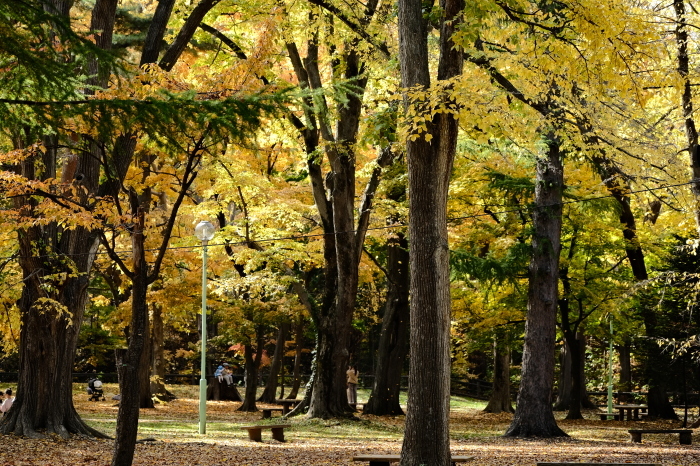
[{"xmin": 0, "ymin": 383, "xmax": 696, "ymax": 465}]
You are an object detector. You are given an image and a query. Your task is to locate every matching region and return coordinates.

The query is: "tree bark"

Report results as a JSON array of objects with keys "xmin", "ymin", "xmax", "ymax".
[
  {"xmin": 364, "ymin": 231, "xmax": 410, "ymax": 416},
  {"xmin": 398, "ymin": 0, "xmax": 463, "ymax": 463},
  {"xmin": 484, "ymin": 334, "xmax": 513, "ymax": 414},
  {"xmin": 112, "ymin": 210, "xmax": 149, "ymax": 466},
  {"xmin": 258, "ymin": 322, "xmax": 289, "ymax": 403},
  {"xmin": 505, "ymin": 135, "xmax": 568, "ymax": 438}
]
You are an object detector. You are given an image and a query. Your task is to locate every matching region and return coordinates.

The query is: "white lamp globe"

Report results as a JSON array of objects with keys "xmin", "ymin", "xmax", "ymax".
[{"xmin": 194, "ymin": 220, "xmax": 216, "ymax": 242}]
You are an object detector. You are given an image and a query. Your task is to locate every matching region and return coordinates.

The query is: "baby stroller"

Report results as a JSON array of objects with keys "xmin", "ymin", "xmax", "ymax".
[{"xmin": 87, "ymin": 378, "xmax": 105, "ymax": 401}]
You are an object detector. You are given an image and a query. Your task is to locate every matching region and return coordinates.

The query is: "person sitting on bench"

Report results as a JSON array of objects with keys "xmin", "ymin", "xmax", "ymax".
[{"xmin": 215, "ymin": 362, "xmax": 234, "ymax": 386}]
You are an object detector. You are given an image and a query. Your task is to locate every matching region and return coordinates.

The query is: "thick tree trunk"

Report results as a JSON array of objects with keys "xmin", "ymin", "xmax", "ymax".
[
  {"xmin": 258, "ymin": 322, "xmax": 289, "ymax": 403},
  {"xmin": 112, "ymin": 211, "xmax": 149, "ymax": 466},
  {"xmin": 207, "ymin": 377, "xmax": 243, "ymax": 401},
  {"xmin": 484, "ymin": 335, "xmax": 513, "ymax": 414},
  {"xmin": 505, "ymin": 136, "xmax": 568, "ymax": 438},
  {"xmin": 399, "ymin": 0, "xmax": 463, "ymax": 463},
  {"xmin": 365, "ymin": 232, "xmax": 410, "ymax": 416}
]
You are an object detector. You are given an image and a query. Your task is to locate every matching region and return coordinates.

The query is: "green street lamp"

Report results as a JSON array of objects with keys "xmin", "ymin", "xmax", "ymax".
[{"xmin": 195, "ymin": 220, "xmax": 215, "ymax": 434}]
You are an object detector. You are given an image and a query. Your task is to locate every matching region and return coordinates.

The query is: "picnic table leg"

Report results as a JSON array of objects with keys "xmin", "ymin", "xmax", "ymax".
[
  {"xmin": 270, "ymin": 426, "xmax": 287, "ymax": 442},
  {"xmin": 367, "ymin": 462, "xmax": 391, "ymax": 466},
  {"xmin": 262, "ymin": 409, "xmax": 271, "ymax": 419},
  {"xmin": 680, "ymin": 431, "xmax": 692, "ymax": 445},
  {"xmin": 247, "ymin": 428, "xmax": 263, "ymax": 442},
  {"xmin": 629, "ymin": 431, "xmax": 642, "ymax": 443}
]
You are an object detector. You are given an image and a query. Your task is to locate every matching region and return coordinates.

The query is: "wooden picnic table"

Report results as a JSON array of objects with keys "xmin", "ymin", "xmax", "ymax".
[
  {"xmin": 613, "ymin": 404, "xmax": 647, "ymax": 421},
  {"xmin": 275, "ymin": 399, "xmax": 299, "ymax": 414}
]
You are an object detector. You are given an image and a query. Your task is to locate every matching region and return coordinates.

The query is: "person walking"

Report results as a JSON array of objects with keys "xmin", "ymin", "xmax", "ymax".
[{"xmin": 346, "ymin": 365, "xmax": 359, "ymax": 407}]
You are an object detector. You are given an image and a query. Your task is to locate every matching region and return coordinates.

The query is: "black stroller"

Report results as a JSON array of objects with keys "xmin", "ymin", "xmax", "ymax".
[{"xmin": 87, "ymin": 378, "xmax": 105, "ymax": 401}]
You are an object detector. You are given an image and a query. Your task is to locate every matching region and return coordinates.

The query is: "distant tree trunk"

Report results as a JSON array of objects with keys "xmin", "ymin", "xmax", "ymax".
[
  {"xmin": 553, "ymin": 345, "xmax": 572, "ymax": 411},
  {"xmin": 617, "ymin": 342, "xmax": 632, "ymax": 402},
  {"xmin": 150, "ymin": 303, "xmax": 175, "ymax": 402},
  {"xmin": 564, "ymin": 332, "xmax": 583, "ymax": 420},
  {"xmin": 258, "ymin": 322, "xmax": 289, "ymax": 403},
  {"xmin": 287, "ymin": 316, "xmax": 304, "ymax": 399},
  {"xmin": 365, "ymin": 231, "xmax": 410, "ymax": 416},
  {"xmin": 505, "ymin": 135, "xmax": 568, "ymax": 438},
  {"xmin": 555, "ymin": 335, "xmax": 597, "ymax": 413},
  {"xmin": 398, "ymin": 0, "xmax": 463, "ymax": 462},
  {"xmin": 484, "ymin": 334, "xmax": 513, "ymax": 414},
  {"xmin": 238, "ymin": 331, "xmax": 265, "ymax": 412}
]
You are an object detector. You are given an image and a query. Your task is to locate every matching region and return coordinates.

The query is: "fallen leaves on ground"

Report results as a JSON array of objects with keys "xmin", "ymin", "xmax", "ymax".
[{"xmin": 0, "ymin": 385, "xmax": 697, "ymax": 465}]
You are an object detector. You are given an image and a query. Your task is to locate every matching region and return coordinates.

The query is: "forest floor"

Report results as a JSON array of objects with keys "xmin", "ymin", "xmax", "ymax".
[{"xmin": 0, "ymin": 383, "xmax": 697, "ymax": 465}]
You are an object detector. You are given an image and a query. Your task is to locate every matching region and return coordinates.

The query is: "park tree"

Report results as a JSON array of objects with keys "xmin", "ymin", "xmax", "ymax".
[
  {"xmin": 397, "ymin": 0, "xmax": 463, "ymax": 462},
  {"xmin": 272, "ymin": 0, "xmax": 396, "ymax": 418},
  {"xmin": 0, "ymin": 4, "xmax": 281, "ymax": 463}
]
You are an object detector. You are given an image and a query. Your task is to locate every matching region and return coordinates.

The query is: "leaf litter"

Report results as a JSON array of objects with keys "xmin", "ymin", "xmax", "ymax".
[{"xmin": 0, "ymin": 385, "xmax": 697, "ymax": 465}]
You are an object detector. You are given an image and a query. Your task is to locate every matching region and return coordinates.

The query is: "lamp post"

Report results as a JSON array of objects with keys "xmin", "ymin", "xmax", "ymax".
[{"xmin": 195, "ymin": 220, "xmax": 215, "ymax": 434}]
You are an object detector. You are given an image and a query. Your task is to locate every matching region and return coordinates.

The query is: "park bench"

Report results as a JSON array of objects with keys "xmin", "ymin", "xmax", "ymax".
[
  {"xmin": 240, "ymin": 424, "xmax": 291, "ymax": 442},
  {"xmin": 353, "ymin": 454, "xmax": 474, "ymax": 466},
  {"xmin": 598, "ymin": 413, "xmax": 620, "ymax": 421},
  {"xmin": 261, "ymin": 407, "xmax": 284, "ymax": 419},
  {"xmin": 628, "ymin": 429, "xmax": 693, "ymax": 445},
  {"xmin": 538, "ymin": 463, "xmax": 660, "ymax": 466}
]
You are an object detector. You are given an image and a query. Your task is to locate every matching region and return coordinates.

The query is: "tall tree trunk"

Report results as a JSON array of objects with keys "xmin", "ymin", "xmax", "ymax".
[
  {"xmin": 258, "ymin": 323, "xmax": 289, "ymax": 403},
  {"xmin": 484, "ymin": 334, "xmax": 513, "ymax": 414},
  {"xmin": 112, "ymin": 210, "xmax": 149, "ymax": 466},
  {"xmin": 399, "ymin": 0, "xmax": 463, "ymax": 463},
  {"xmin": 365, "ymin": 231, "xmax": 410, "ymax": 416},
  {"xmin": 505, "ymin": 135, "xmax": 568, "ymax": 438}
]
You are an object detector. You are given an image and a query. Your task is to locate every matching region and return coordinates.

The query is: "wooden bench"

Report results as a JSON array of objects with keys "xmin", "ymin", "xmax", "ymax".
[
  {"xmin": 538, "ymin": 463, "xmax": 661, "ymax": 466},
  {"xmin": 261, "ymin": 407, "xmax": 284, "ymax": 419},
  {"xmin": 598, "ymin": 413, "xmax": 620, "ymax": 420},
  {"xmin": 628, "ymin": 429, "xmax": 693, "ymax": 445},
  {"xmin": 353, "ymin": 454, "xmax": 474, "ymax": 466},
  {"xmin": 240, "ymin": 424, "xmax": 291, "ymax": 442}
]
